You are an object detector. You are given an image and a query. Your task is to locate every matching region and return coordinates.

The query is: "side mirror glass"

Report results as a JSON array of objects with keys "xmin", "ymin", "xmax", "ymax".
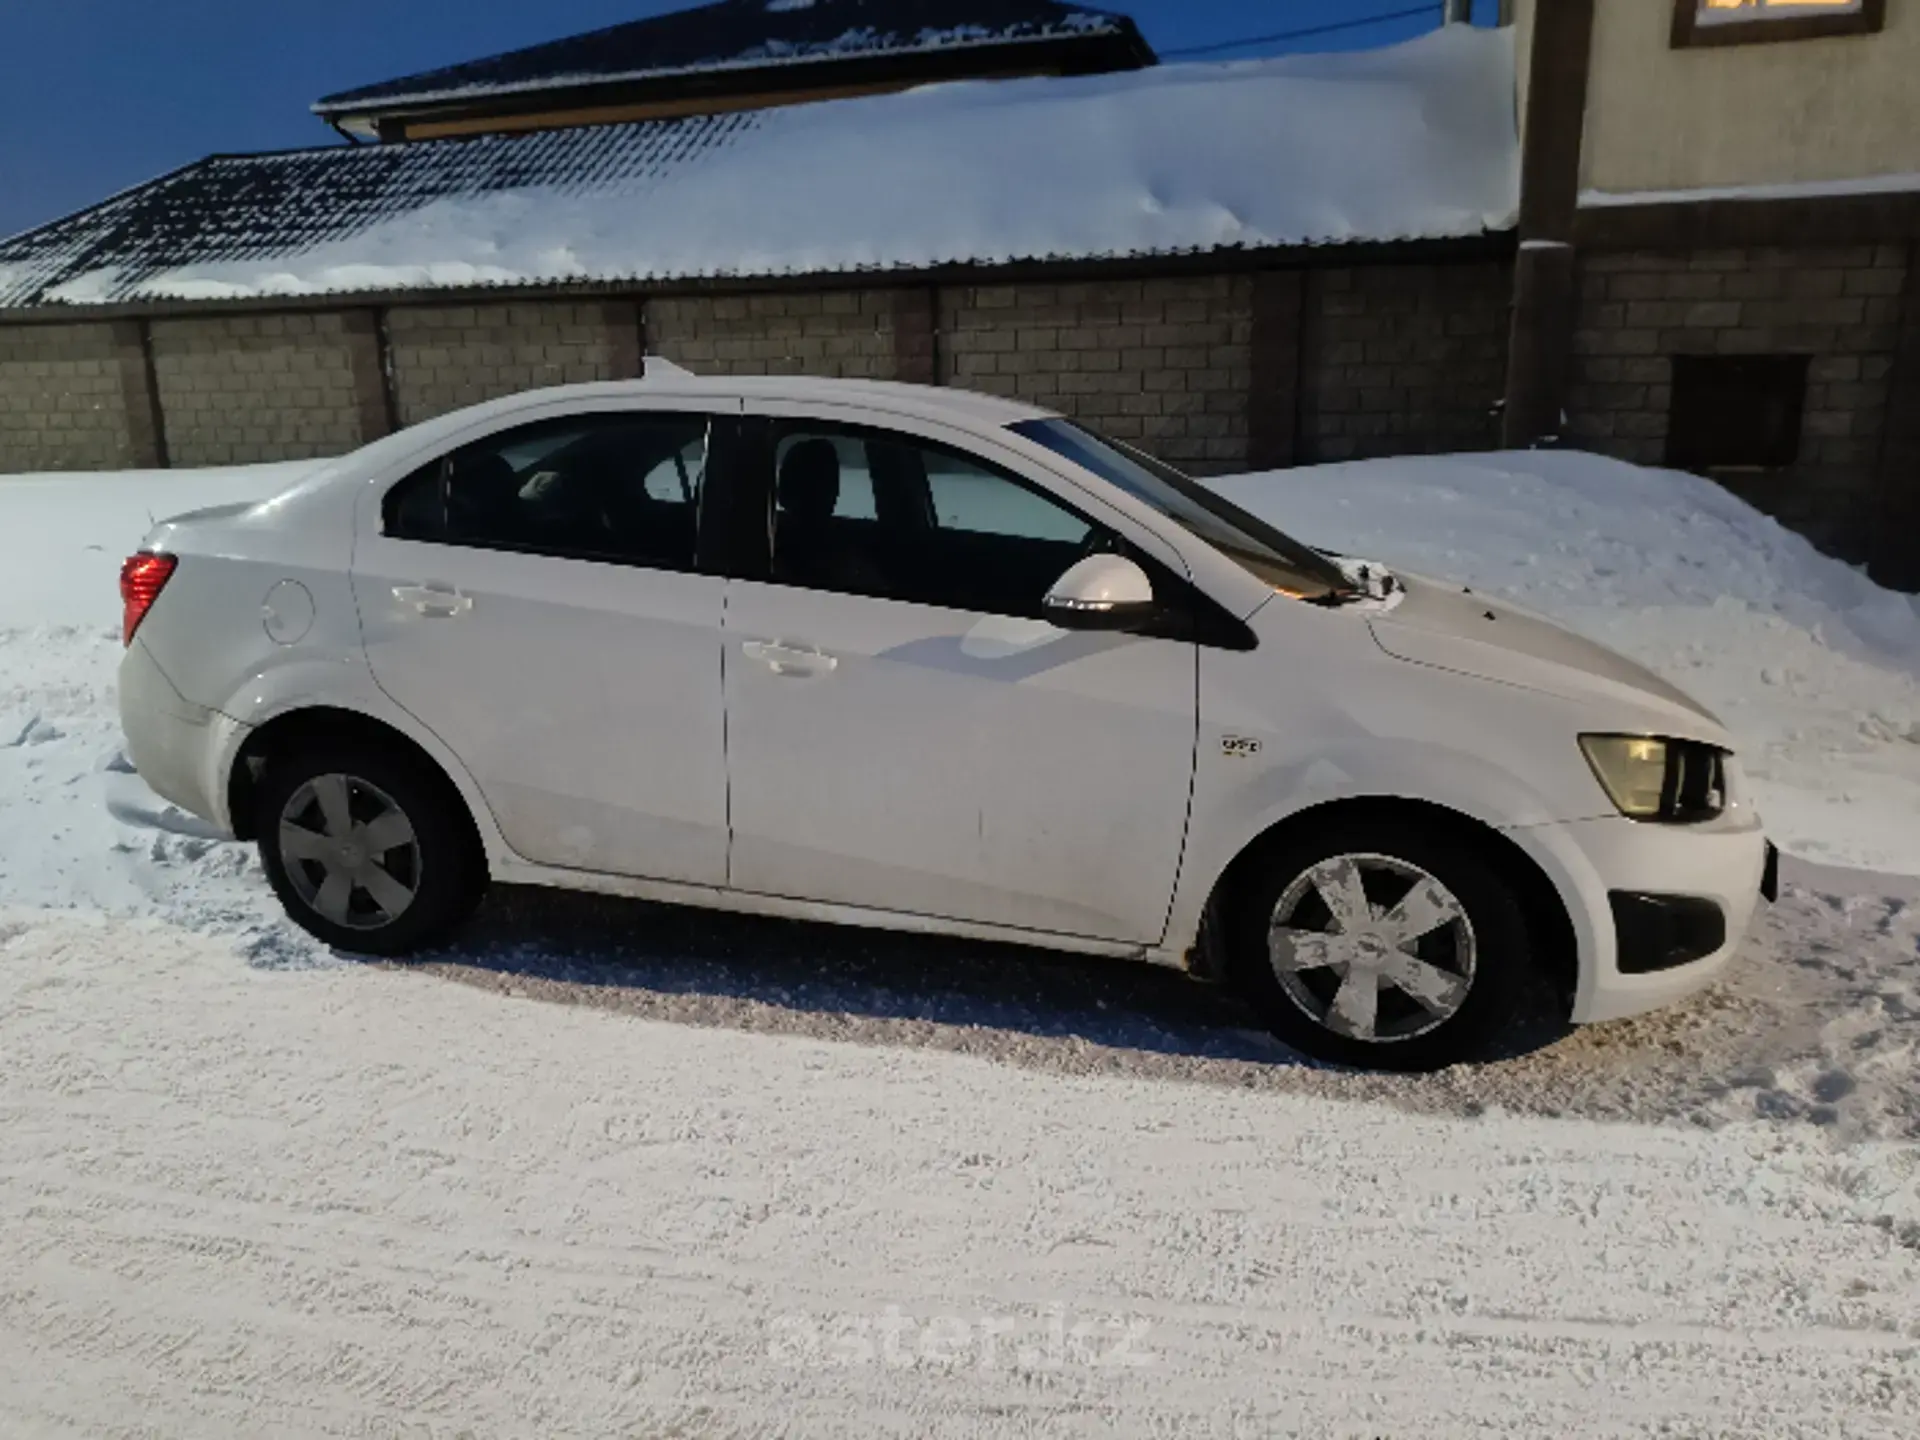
[{"xmin": 1042, "ymin": 554, "xmax": 1157, "ymax": 631}]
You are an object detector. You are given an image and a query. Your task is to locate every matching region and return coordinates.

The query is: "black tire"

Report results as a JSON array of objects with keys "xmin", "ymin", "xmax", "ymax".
[
  {"xmin": 255, "ymin": 740, "xmax": 485, "ymax": 956},
  {"xmin": 1227, "ymin": 815, "xmax": 1530, "ymax": 1071}
]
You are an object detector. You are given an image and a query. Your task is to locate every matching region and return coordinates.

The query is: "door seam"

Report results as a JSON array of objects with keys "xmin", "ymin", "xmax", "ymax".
[{"xmin": 720, "ymin": 580, "xmax": 736, "ymax": 889}]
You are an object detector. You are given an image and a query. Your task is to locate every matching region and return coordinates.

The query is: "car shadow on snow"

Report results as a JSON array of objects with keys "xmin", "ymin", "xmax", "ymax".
[{"xmin": 379, "ymin": 882, "xmax": 1577, "ymax": 1076}]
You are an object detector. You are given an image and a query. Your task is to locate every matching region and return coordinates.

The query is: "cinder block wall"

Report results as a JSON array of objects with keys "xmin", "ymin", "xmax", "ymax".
[
  {"xmin": 941, "ymin": 277, "xmax": 1254, "ymax": 475},
  {"xmin": 1567, "ymin": 244, "xmax": 1909, "ymax": 561},
  {"xmin": 0, "ymin": 267, "xmax": 1510, "ymax": 484},
  {"xmin": 149, "ymin": 313, "xmax": 371, "ymax": 466},
  {"xmin": 1297, "ymin": 261, "xmax": 1511, "ymax": 463},
  {"xmin": 649, "ymin": 290, "xmax": 904, "ymax": 379},
  {"xmin": 0, "ymin": 323, "xmax": 137, "ymax": 471},
  {"xmin": 388, "ymin": 301, "xmax": 640, "ymax": 425}
]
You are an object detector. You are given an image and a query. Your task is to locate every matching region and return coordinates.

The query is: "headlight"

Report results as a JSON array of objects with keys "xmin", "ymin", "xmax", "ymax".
[{"xmin": 1579, "ymin": 735, "xmax": 1728, "ymax": 823}]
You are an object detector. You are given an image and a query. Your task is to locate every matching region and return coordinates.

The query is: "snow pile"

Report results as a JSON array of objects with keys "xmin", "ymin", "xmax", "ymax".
[
  {"xmin": 43, "ymin": 27, "xmax": 1515, "ymax": 302},
  {"xmin": 0, "ymin": 463, "xmax": 318, "ymax": 629},
  {"xmin": 0, "ymin": 464, "xmax": 322, "ymax": 952},
  {"xmin": 1214, "ymin": 451, "xmax": 1920, "ymax": 877}
]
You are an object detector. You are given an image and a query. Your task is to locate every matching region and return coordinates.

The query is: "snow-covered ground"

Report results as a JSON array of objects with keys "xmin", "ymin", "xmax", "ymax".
[{"xmin": 2, "ymin": 452, "xmax": 1918, "ymax": 1437}]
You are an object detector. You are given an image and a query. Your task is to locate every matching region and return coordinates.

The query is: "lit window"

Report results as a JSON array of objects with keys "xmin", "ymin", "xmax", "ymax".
[{"xmin": 1673, "ymin": 0, "xmax": 1884, "ymax": 46}]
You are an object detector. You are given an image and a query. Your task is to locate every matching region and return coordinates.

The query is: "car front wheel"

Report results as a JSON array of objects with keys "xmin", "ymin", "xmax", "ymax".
[
  {"xmin": 256, "ymin": 742, "xmax": 484, "ymax": 956},
  {"xmin": 1228, "ymin": 816, "xmax": 1530, "ymax": 1071}
]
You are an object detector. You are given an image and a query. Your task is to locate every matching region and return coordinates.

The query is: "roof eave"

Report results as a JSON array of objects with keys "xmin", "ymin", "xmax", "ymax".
[{"xmin": 0, "ymin": 233, "xmax": 1520, "ymax": 320}]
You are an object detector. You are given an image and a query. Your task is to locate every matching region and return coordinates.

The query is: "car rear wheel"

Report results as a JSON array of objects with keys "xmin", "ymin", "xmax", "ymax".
[
  {"xmin": 1228, "ymin": 816, "xmax": 1529, "ymax": 1071},
  {"xmin": 256, "ymin": 743, "xmax": 484, "ymax": 956}
]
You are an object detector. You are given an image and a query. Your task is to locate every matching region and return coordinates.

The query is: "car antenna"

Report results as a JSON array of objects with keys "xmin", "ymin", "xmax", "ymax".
[{"xmin": 643, "ymin": 354, "xmax": 697, "ymax": 380}]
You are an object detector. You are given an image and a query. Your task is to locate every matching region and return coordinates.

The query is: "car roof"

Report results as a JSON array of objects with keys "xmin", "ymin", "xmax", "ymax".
[
  {"xmin": 513, "ymin": 373, "xmax": 1060, "ymax": 430},
  {"xmin": 298, "ymin": 372, "xmax": 1062, "ymax": 504}
]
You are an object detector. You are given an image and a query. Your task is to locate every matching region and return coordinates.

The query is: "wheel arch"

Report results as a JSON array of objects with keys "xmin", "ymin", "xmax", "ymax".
[
  {"xmin": 228, "ymin": 705, "xmax": 493, "ymax": 880},
  {"xmin": 1194, "ymin": 796, "xmax": 1578, "ymax": 1014}
]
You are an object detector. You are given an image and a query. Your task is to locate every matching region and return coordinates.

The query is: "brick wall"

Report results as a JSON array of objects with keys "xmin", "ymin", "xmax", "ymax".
[
  {"xmin": 388, "ymin": 300, "xmax": 639, "ymax": 425},
  {"xmin": 941, "ymin": 277, "xmax": 1254, "ymax": 474},
  {"xmin": 0, "ymin": 323, "xmax": 137, "ymax": 471},
  {"xmin": 149, "ymin": 313, "xmax": 373, "ymax": 466},
  {"xmin": 1568, "ymin": 244, "xmax": 1909, "ymax": 561},
  {"xmin": 648, "ymin": 289, "xmax": 903, "ymax": 379},
  {"xmin": 1297, "ymin": 261, "xmax": 1510, "ymax": 463}
]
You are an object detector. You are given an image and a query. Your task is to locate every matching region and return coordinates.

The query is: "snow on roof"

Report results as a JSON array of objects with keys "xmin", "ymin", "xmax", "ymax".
[
  {"xmin": 0, "ymin": 27, "xmax": 1518, "ymax": 309},
  {"xmin": 314, "ymin": 0, "xmax": 1146, "ymax": 117}
]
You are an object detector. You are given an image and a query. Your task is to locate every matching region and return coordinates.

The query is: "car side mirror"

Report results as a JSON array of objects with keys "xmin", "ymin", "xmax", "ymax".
[{"xmin": 1043, "ymin": 554, "xmax": 1157, "ymax": 631}]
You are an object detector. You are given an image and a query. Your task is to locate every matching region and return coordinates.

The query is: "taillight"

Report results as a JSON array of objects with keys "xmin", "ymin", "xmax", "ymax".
[{"xmin": 120, "ymin": 553, "xmax": 178, "ymax": 646}]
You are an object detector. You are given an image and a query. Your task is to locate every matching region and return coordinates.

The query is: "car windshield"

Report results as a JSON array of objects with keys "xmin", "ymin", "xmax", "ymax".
[{"xmin": 1007, "ymin": 419, "xmax": 1353, "ymax": 602}]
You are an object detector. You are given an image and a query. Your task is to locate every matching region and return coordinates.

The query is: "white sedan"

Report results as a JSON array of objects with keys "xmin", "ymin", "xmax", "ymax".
[{"xmin": 117, "ymin": 371, "xmax": 1773, "ymax": 1070}]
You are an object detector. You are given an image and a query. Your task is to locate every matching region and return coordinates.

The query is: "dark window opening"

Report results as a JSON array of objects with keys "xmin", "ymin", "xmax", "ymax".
[
  {"xmin": 1665, "ymin": 355, "xmax": 1809, "ymax": 474},
  {"xmin": 383, "ymin": 412, "xmax": 710, "ymax": 572},
  {"xmin": 764, "ymin": 422, "xmax": 1101, "ymax": 620},
  {"xmin": 1009, "ymin": 417, "xmax": 1350, "ymax": 601}
]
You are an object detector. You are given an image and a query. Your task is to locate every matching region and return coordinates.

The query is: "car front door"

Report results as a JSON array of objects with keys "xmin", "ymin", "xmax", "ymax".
[
  {"xmin": 352, "ymin": 404, "xmax": 732, "ymax": 885},
  {"xmin": 720, "ymin": 405, "xmax": 1198, "ymax": 944}
]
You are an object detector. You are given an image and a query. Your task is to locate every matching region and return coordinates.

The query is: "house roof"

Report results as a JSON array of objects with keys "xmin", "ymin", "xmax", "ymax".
[
  {"xmin": 313, "ymin": 0, "xmax": 1152, "ymax": 120},
  {"xmin": 0, "ymin": 27, "xmax": 1519, "ymax": 311}
]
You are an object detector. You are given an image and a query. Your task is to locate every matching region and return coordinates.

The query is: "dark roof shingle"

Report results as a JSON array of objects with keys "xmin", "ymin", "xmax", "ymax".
[
  {"xmin": 315, "ymin": 0, "xmax": 1145, "ymax": 115},
  {"xmin": 0, "ymin": 117, "xmax": 757, "ymax": 307}
]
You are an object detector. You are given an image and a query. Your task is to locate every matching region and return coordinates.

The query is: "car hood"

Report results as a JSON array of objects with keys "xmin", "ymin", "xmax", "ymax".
[{"xmin": 1366, "ymin": 574, "xmax": 1724, "ymax": 733}]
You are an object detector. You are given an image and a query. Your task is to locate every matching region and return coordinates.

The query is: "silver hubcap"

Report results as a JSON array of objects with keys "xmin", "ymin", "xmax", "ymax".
[
  {"xmin": 278, "ymin": 774, "xmax": 421, "ymax": 931},
  {"xmin": 1267, "ymin": 853, "xmax": 1476, "ymax": 1044}
]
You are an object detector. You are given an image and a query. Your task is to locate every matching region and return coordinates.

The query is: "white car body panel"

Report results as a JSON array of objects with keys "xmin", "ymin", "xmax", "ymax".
[
  {"xmin": 344, "ymin": 395, "xmax": 740, "ymax": 886},
  {"xmin": 723, "ymin": 579, "xmax": 1197, "ymax": 943},
  {"xmin": 351, "ymin": 537, "xmax": 731, "ymax": 885},
  {"xmin": 719, "ymin": 394, "xmax": 1197, "ymax": 942},
  {"xmin": 117, "ymin": 375, "xmax": 1771, "ymax": 1033}
]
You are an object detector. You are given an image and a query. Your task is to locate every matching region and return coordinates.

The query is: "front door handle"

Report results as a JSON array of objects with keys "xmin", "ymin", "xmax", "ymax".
[
  {"xmin": 741, "ymin": 639, "xmax": 838, "ymax": 677},
  {"xmin": 393, "ymin": 582, "xmax": 473, "ymax": 618}
]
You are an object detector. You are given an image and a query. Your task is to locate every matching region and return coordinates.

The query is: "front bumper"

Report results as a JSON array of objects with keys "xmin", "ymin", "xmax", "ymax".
[
  {"xmin": 118, "ymin": 639, "xmax": 249, "ymax": 836},
  {"xmin": 1506, "ymin": 811, "xmax": 1769, "ymax": 1026}
]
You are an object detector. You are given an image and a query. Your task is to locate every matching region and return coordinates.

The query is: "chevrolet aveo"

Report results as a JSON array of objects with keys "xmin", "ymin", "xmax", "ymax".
[{"xmin": 118, "ymin": 372, "xmax": 1775, "ymax": 1070}]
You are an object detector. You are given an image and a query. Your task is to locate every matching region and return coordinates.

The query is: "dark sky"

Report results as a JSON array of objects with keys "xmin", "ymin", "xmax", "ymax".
[{"xmin": 0, "ymin": 1, "xmax": 1499, "ymax": 241}]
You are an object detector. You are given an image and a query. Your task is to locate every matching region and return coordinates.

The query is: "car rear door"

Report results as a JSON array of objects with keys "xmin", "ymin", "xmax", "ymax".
[
  {"xmin": 351, "ymin": 400, "xmax": 734, "ymax": 885},
  {"xmin": 719, "ymin": 402, "xmax": 1199, "ymax": 945}
]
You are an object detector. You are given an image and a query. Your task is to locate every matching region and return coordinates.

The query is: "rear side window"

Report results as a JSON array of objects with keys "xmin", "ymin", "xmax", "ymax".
[{"xmin": 384, "ymin": 412, "xmax": 710, "ymax": 572}]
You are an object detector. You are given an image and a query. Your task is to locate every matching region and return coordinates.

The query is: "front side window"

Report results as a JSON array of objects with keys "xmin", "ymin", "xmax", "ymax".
[
  {"xmin": 1673, "ymin": 0, "xmax": 1883, "ymax": 46},
  {"xmin": 384, "ymin": 412, "xmax": 710, "ymax": 571},
  {"xmin": 1009, "ymin": 418, "xmax": 1351, "ymax": 602},
  {"xmin": 768, "ymin": 422, "xmax": 1106, "ymax": 619}
]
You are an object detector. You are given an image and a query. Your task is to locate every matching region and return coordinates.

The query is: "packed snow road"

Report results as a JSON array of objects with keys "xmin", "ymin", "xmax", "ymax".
[
  {"xmin": 4, "ymin": 909, "xmax": 1917, "ymax": 1439},
  {"xmin": 2, "ymin": 457, "xmax": 1918, "ymax": 1437}
]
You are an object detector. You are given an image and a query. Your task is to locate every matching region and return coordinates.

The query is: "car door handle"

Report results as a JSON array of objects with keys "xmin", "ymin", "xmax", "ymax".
[
  {"xmin": 741, "ymin": 640, "xmax": 838, "ymax": 677},
  {"xmin": 392, "ymin": 583, "xmax": 473, "ymax": 618}
]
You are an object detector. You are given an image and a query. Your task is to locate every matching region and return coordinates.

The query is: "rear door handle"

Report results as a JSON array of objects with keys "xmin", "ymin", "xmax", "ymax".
[
  {"xmin": 741, "ymin": 639, "xmax": 838, "ymax": 677},
  {"xmin": 392, "ymin": 583, "xmax": 473, "ymax": 618}
]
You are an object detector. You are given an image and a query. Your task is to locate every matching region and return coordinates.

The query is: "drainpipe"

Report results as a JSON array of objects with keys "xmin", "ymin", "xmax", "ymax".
[{"xmin": 1500, "ymin": 0, "xmax": 1597, "ymax": 450}]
